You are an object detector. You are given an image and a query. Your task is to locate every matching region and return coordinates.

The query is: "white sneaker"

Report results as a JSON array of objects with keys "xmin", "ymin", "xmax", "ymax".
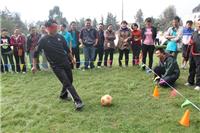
[
  {"xmin": 97, "ymin": 66, "xmax": 101, "ymax": 69},
  {"xmin": 185, "ymin": 82, "xmax": 193, "ymax": 86},
  {"xmin": 194, "ymin": 86, "xmax": 200, "ymax": 91}
]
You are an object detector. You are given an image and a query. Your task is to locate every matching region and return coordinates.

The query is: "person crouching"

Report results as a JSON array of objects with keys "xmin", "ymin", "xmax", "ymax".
[{"xmin": 153, "ymin": 48, "xmax": 180, "ymax": 87}]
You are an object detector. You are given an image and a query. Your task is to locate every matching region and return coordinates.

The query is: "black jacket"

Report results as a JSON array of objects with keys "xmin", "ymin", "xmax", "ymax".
[
  {"xmin": 27, "ymin": 33, "xmax": 41, "ymax": 52},
  {"xmin": 1, "ymin": 36, "xmax": 12, "ymax": 54},
  {"xmin": 34, "ymin": 34, "xmax": 70, "ymax": 68},
  {"xmin": 141, "ymin": 26, "xmax": 157, "ymax": 43},
  {"xmin": 191, "ymin": 31, "xmax": 200, "ymax": 55},
  {"xmin": 97, "ymin": 30, "xmax": 105, "ymax": 49},
  {"xmin": 159, "ymin": 54, "xmax": 180, "ymax": 81}
]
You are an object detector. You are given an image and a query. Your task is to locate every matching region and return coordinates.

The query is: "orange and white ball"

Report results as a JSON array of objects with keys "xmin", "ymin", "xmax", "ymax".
[{"xmin": 101, "ymin": 95, "xmax": 112, "ymax": 106}]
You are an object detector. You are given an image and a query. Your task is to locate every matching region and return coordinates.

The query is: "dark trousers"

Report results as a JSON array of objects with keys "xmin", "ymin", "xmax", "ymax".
[
  {"xmin": 131, "ymin": 44, "xmax": 141, "ymax": 65},
  {"xmin": 1, "ymin": 57, "xmax": 4, "ymax": 73},
  {"xmin": 182, "ymin": 45, "xmax": 189, "ymax": 61},
  {"xmin": 118, "ymin": 49, "xmax": 129, "ymax": 66},
  {"xmin": 14, "ymin": 52, "xmax": 26, "ymax": 72},
  {"xmin": 72, "ymin": 47, "xmax": 80, "ymax": 68},
  {"xmin": 188, "ymin": 55, "xmax": 200, "ymax": 86},
  {"xmin": 155, "ymin": 39, "xmax": 160, "ymax": 45},
  {"xmin": 154, "ymin": 66, "xmax": 178, "ymax": 87},
  {"xmin": 94, "ymin": 47, "xmax": 104, "ymax": 66},
  {"xmin": 52, "ymin": 63, "xmax": 82, "ymax": 103},
  {"xmin": 2, "ymin": 53, "xmax": 15, "ymax": 72},
  {"xmin": 142, "ymin": 44, "xmax": 155, "ymax": 69},
  {"xmin": 104, "ymin": 48, "xmax": 114, "ymax": 66},
  {"xmin": 29, "ymin": 51, "xmax": 40, "ymax": 70}
]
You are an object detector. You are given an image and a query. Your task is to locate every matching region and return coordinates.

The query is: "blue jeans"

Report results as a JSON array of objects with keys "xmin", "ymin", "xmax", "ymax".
[
  {"xmin": 83, "ymin": 46, "xmax": 96, "ymax": 69},
  {"xmin": 41, "ymin": 51, "xmax": 49, "ymax": 69}
]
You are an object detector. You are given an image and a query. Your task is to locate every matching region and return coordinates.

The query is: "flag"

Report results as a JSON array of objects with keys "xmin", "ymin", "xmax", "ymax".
[{"xmin": 181, "ymin": 99, "xmax": 192, "ymax": 108}]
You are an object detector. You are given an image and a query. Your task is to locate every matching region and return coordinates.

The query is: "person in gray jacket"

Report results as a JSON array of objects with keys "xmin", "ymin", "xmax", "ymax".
[{"xmin": 80, "ymin": 18, "xmax": 98, "ymax": 69}]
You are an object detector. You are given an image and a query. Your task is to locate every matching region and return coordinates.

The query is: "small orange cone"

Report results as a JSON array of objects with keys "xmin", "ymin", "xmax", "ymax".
[
  {"xmin": 153, "ymin": 85, "xmax": 159, "ymax": 98},
  {"xmin": 179, "ymin": 109, "xmax": 190, "ymax": 127}
]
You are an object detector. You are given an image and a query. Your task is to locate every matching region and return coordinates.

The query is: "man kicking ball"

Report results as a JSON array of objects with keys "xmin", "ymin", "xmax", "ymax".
[{"xmin": 31, "ymin": 19, "xmax": 84, "ymax": 110}]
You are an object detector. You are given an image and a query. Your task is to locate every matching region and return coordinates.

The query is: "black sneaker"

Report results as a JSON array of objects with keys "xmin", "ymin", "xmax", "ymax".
[
  {"xmin": 60, "ymin": 96, "xmax": 71, "ymax": 101},
  {"xmin": 59, "ymin": 93, "xmax": 71, "ymax": 101},
  {"xmin": 75, "ymin": 102, "xmax": 84, "ymax": 111}
]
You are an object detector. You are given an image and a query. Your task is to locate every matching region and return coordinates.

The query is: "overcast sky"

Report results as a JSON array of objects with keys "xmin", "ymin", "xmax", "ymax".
[{"xmin": 0, "ymin": 0, "xmax": 199, "ymax": 24}]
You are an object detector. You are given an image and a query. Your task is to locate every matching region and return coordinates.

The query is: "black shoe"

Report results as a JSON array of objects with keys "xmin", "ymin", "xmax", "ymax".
[
  {"xmin": 60, "ymin": 92, "xmax": 71, "ymax": 101},
  {"xmin": 90, "ymin": 64, "xmax": 95, "ymax": 69},
  {"xmin": 75, "ymin": 102, "xmax": 84, "ymax": 111},
  {"xmin": 60, "ymin": 96, "xmax": 71, "ymax": 101},
  {"xmin": 141, "ymin": 64, "xmax": 146, "ymax": 70}
]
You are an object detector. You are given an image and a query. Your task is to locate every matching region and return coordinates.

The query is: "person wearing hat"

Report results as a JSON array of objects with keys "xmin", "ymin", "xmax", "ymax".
[
  {"xmin": 141, "ymin": 17, "xmax": 157, "ymax": 72},
  {"xmin": 31, "ymin": 19, "xmax": 84, "ymax": 110}
]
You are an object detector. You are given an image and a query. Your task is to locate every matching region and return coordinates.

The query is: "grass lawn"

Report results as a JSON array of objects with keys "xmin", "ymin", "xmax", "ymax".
[{"xmin": 1, "ymin": 54, "xmax": 200, "ymax": 133}]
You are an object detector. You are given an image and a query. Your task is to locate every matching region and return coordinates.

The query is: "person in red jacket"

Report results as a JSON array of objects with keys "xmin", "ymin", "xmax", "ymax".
[
  {"xmin": 10, "ymin": 28, "xmax": 26, "ymax": 73},
  {"xmin": 131, "ymin": 23, "xmax": 142, "ymax": 65}
]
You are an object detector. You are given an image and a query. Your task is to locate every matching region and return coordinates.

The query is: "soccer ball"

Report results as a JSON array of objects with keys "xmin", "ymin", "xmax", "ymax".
[{"xmin": 101, "ymin": 95, "xmax": 112, "ymax": 106}]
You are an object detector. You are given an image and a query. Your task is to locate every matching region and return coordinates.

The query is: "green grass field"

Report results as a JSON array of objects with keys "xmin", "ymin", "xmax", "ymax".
[{"xmin": 1, "ymin": 54, "xmax": 200, "ymax": 133}]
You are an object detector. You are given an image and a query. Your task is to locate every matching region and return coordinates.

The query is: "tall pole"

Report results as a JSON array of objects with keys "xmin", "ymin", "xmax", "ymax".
[{"xmin": 122, "ymin": 0, "xmax": 124, "ymax": 21}]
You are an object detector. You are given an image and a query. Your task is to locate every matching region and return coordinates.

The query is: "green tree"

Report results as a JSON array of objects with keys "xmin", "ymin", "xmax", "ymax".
[
  {"xmin": 75, "ymin": 18, "xmax": 85, "ymax": 31},
  {"xmin": 92, "ymin": 18, "xmax": 98, "ymax": 29},
  {"xmin": 159, "ymin": 5, "xmax": 177, "ymax": 31},
  {"xmin": 0, "ymin": 9, "xmax": 28, "ymax": 35},
  {"xmin": 49, "ymin": 6, "xmax": 68, "ymax": 25},
  {"xmin": 134, "ymin": 9, "xmax": 144, "ymax": 27},
  {"xmin": 105, "ymin": 12, "xmax": 118, "ymax": 30}
]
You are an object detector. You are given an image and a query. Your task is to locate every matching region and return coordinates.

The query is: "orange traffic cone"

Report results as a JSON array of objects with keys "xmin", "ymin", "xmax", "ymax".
[
  {"xmin": 179, "ymin": 109, "xmax": 190, "ymax": 127},
  {"xmin": 153, "ymin": 85, "xmax": 159, "ymax": 98}
]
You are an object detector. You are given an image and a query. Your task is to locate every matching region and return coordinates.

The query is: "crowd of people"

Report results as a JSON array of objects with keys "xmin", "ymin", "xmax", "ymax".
[{"xmin": 1, "ymin": 17, "xmax": 200, "ymax": 92}]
